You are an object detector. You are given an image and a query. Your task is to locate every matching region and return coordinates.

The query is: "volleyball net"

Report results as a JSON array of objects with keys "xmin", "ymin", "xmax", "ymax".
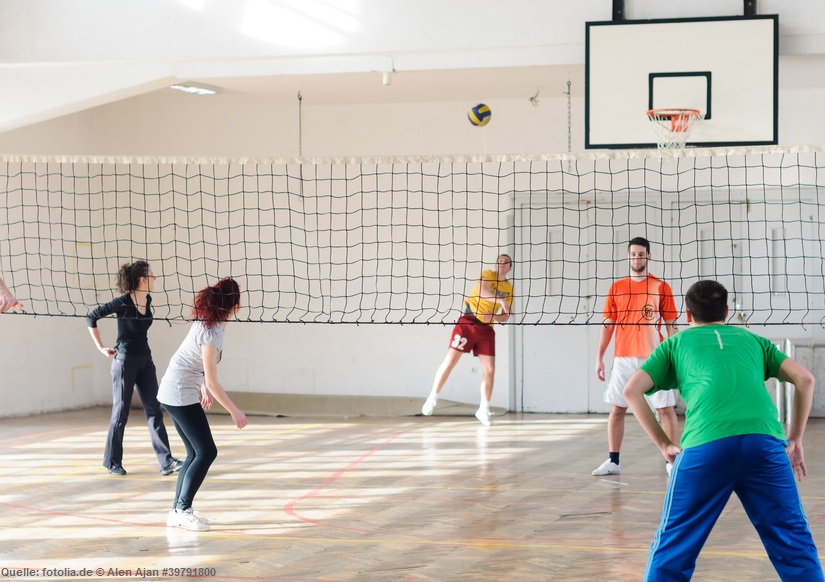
[{"xmin": 1, "ymin": 147, "xmax": 823, "ymax": 325}]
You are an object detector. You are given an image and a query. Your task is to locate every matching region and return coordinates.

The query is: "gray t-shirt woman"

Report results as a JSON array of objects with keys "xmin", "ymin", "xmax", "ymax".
[{"xmin": 158, "ymin": 322, "xmax": 224, "ymax": 407}]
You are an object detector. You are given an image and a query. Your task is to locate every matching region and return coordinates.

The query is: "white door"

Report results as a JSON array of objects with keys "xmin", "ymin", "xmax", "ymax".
[
  {"xmin": 664, "ymin": 195, "xmax": 744, "ymax": 322},
  {"xmin": 513, "ymin": 200, "xmax": 602, "ymax": 413},
  {"xmin": 514, "ymin": 193, "xmax": 688, "ymax": 413}
]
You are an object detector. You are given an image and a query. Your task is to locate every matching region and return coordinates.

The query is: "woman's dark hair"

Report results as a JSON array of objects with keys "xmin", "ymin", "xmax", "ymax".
[
  {"xmin": 685, "ymin": 280, "xmax": 728, "ymax": 323},
  {"xmin": 115, "ymin": 261, "xmax": 150, "ymax": 294},
  {"xmin": 192, "ymin": 278, "xmax": 241, "ymax": 328}
]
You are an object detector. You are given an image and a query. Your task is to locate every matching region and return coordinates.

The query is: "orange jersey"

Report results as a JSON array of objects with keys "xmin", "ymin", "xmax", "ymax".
[
  {"xmin": 464, "ymin": 270, "xmax": 514, "ymax": 326},
  {"xmin": 603, "ymin": 275, "xmax": 678, "ymax": 357}
]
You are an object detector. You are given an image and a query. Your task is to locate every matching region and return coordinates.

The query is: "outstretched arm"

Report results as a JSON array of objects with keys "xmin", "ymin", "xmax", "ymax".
[
  {"xmin": 777, "ymin": 358, "xmax": 815, "ymax": 481},
  {"xmin": 477, "ymin": 275, "xmax": 512, "ymax": 322},
  {"xmin": 0, "ymin": 276, "xmax": 22, "ymax": 312},
  {"xmin": 623, "ymin": 369, "xmax": 682, "ymax": 463},
  {"xmin": 201, "ymin": 343, "xmax": 247, "ymax": 429}
]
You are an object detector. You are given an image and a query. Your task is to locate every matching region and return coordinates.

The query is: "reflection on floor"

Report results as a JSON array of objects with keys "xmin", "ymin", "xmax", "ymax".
[{"xmin": 1, "ymin": 407, "xmax": 823, "ymax": 581}]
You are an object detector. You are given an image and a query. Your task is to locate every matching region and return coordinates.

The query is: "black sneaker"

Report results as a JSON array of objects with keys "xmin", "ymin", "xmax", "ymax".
[
  {"xmin": 107, "ymin": 465, "xmax": 127, "ymax": 476},
  {"xmin": 160, "ymin": 458, "xmax": 183, "ymax": 476}
]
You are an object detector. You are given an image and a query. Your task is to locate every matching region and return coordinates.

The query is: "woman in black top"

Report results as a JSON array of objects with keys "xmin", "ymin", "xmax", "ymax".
[{"xmin": 86, "ymin": 261, "xmax": 181, "ymax": 477}]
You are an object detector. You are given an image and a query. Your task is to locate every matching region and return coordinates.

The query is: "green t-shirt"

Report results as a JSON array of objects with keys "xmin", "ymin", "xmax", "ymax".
[{"xmin": 641, "ymin": 324, "xmax": 787, "ymax": 449}]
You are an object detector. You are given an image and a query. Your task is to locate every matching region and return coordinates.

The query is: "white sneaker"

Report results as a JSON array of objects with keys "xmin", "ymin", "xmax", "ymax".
[
  {"xmin": 474, "ymin": 408, "xmax": 493, "ymax": 426},
  {"xmin": 666, "ymin": 462, "xmax": 673, "ymax": 477},
  {"xmin": 169, "ymin": 508, "xmax": 209, "ymax": 531},
  {"xmin": 592, "ymin": 459, "xmax": 621, "ymax": 476},
  {"xmin": 167, "ymin": 507, "xmax": 208, "ymax": 525},
  {"xmin": 421, "ymin": 396, "xmax": 438, "ymax": 416}
]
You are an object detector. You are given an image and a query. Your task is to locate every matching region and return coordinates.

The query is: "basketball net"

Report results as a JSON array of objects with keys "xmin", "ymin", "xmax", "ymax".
[{"xmin": 646, "ymin": 108, "xmax": 704, "ymax": 149}]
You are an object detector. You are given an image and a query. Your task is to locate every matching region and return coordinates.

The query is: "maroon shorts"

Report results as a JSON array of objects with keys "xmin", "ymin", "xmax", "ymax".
[{"xmin": 448, "ymin": 313, "xmax": 496, "ymax": 357}]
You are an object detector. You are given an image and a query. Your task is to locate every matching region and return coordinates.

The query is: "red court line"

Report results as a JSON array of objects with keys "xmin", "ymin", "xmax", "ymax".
[{"xmin": 283, "ymin": 431, "xmax": 403, "ymax": 531}]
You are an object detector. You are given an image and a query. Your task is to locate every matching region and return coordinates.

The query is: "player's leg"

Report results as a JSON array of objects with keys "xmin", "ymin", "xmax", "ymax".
[
  {"xmin": 650, "ymin": 390, "xmax": 679, "ymax": 443},
  {"xmin": 162, "ymin": 405, "xmax": 192, "ymax": 508},
  {"xmin": 423, "ymin": 316, "xmax": 476, "ymax": 415},
  {"xmin": 590, "ymin": 404, "xmax": 627, "ymax": 475},
  {"xmin": 422, "ymin": 348, "xmax": 463, "ymax": 415},
  {"xmin": 734, "ymin": 434, "xmax": 824, "ymax": 581},
  {"xmin": 650, "ymin": 389, "xmax": 679, "ymax": 475},
  {"xmin": 103, "ymin": 356, "xmax": 137, "ymax": 475},
  {"xmin": 593, "ymin": 357, "xmax": 633, "ymax": 475},
  {"xmin": 471, "ymin": 323, "xmax": 497, "ymax": 425},
  {"xmin": 607, "ymin": 405, "xmax": 627, "ymax": 453},
  {"xmin": 133, "ymin": 356, "xmax": 179, "ymax": 474},
  {"xmin": 163, "ymin": 403, "xmax": 215, "ymax": 532},
  {"xmin": 475, "ymin": 353, "xmax": 495, "ymax": 426},
  {"xmin": 644, "ymin": 438, "xmax": 737, "ymax": 581}
]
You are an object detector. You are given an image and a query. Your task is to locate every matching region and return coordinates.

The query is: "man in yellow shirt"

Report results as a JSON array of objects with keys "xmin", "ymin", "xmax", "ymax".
[{"xmin": 421, "ymin": 255, "xmax": 514, "ymax": 426}]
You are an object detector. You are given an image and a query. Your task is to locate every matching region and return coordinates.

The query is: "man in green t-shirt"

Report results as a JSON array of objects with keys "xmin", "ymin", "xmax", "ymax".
[{"xmin": 623, "ymin": 280, "xmax": 823, "ymax": 581}]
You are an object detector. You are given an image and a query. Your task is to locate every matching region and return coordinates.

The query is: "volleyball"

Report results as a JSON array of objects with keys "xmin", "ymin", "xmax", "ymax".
[{"xmin": 468, "ymin": 103, "xmax": 491, "ymax": 127}]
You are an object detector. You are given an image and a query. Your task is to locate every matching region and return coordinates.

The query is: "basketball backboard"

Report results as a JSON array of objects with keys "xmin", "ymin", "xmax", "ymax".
[{"xmin": 585, "ymin": 15, "xmax": 778, "ymax": 149}]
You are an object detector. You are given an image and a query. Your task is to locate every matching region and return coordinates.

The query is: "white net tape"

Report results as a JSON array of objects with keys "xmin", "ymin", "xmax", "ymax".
[{"xmin": 647, "ymin": 109, "xmax": 704, "ymax": 149}]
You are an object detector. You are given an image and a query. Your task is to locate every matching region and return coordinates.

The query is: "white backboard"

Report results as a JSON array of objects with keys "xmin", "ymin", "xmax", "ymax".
[{"xmin": 585, "ymin": 15, "xmax": 778, "ymax": 149}]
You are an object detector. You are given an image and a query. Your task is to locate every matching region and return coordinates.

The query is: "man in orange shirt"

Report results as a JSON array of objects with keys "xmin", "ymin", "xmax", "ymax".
[{"xmin": 593, "ymin": 237, "xmax": 679, "ymax": 476}]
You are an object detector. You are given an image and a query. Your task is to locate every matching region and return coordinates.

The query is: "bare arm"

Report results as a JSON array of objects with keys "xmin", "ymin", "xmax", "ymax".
[
  {"xmin": 595, "ymin": 319, "xmax": 615, "ymax": 381},
  {"xmin": 201, "ymin": 343, "xmax": 247, "ymax": 429},
  {"xmin": 0, "ymin": 276, "xmax": 22, "ymax": 312},
  {"xmin": 87, "ymin": 327, "xmax": 116, "ymax": 358},
  {"xmin": 478, "ymin": 277, "xmax": 511, "ymax": 314},
  {"xmin": 623, "ymin": 369, "xmax": 682, "ymax": 463},
  {"xmin": 470, "ymin": 274, "xmax": 512, "ymax": 325},
  {"xmin": 492, "ymin": 306, "xmax": 511, "ymax": 324},
  {"xmin": 776, "ymin": 357, "xmax": 815, "ymax": 480},
  {"xmin": 664, "ymin": 318, "xmax": 678, "ymax": 338}
]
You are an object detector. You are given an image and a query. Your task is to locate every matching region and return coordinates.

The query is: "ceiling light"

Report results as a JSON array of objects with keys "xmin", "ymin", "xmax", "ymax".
[{"xmin": 170, "ymin": 83, "xmax": 220, "ymax": 96}]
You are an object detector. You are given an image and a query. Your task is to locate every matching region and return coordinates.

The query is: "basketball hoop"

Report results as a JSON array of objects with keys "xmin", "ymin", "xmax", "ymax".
[{"xmin": 646, "ymin": 108, "xmax": 704, "ymax": 149}]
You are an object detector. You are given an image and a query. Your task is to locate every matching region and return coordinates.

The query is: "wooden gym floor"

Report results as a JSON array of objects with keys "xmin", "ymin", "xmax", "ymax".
[{"xmin": 1, "ymin": 407, "xmax": 824, "ymax": 581}]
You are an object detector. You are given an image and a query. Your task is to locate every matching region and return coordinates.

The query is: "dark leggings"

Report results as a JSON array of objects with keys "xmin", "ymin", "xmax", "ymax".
[
  {"xmin": 162, "ymin": 403, "xmax": 218, "ymax": 511},
  {"xmin": 104, "ymin": 354, "xmax": 173, "ymax": 470}
]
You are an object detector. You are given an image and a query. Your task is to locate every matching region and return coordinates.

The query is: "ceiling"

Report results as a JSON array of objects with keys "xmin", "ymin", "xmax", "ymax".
[{"xmin": 199, "ymin": 64, "xmax": 584, "ymax": 105}]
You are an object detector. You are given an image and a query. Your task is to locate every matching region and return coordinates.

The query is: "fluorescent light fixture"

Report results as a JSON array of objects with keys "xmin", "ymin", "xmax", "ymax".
[{"xmin": 169, "ymin": 83, "xmax": 220, "ymax": 95}]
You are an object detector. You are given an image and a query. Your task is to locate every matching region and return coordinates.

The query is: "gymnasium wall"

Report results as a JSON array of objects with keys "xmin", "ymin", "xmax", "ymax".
[{"xmin": 1, "ymin": 56, "xmax": 825, "ymax": 417}]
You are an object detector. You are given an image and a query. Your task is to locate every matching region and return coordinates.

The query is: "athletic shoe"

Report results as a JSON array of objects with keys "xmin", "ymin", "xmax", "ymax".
[
  {"xmin": 106, "ymin": 465, "xmax": 127, "ymax": 476},
  {"xmin": 666, "ymin": 462, "xmax": 673, "ymax": 477},
  {"xmin": 592, "ymin": 459, "xmax": 621, "ymax": 476},
  {"xmin": 474, "ymin": 408, "xmax": 493, "ymax": 426},
  {"xmin": 421, "ymin": 396, "xmax": 438, "ymax": 416},
  {"xmin": 160, "ymin": 458, "xmax": 184, "ymax": 476},
  {"xmin": 167, "ymin": 507, "xmax": 208, "ymax": 526},
  {"xmin": 168, "ymin": 508, "xmax": 209, "ymax": 532}
]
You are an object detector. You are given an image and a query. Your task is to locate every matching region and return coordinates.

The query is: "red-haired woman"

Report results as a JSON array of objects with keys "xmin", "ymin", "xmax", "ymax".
[{"xmin": 158, "ymin": 278, "xmax": 248, "ymax": 532}]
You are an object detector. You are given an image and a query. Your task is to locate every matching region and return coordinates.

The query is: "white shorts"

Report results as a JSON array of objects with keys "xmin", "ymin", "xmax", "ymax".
[{"xmin": 604, "ymin": 356, "xmax": 676, "ymax": 409}]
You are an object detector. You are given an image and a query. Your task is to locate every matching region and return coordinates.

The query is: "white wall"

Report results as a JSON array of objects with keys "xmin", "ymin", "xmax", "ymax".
[
  {"xmin": 0, "ymin": 85, "xmax": 581, "ymax": 158},
  {"xmin": 0, "ymin": 306, "xmax": 505, "ymax": 418}
]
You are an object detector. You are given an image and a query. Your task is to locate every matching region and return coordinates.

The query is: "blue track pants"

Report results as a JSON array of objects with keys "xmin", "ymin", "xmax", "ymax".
[{"xmin": 644, "ymin": 433, "xmax": 823, "ymax": 581}]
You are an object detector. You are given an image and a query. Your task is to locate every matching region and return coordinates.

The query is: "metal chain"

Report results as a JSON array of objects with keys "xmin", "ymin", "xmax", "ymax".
[
  {"xmin": 297, "ymin": 90, "xmax": 303, "ymax": 157},
  {"xmin": 566, "ymin": 80, "xmax": 572, "ymax": 154}
]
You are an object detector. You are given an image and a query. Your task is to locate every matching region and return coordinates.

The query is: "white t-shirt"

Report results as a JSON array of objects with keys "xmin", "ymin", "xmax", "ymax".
[{"xmin": 158, "ymin": 321, "xmax": 224, "ymax": 407}]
